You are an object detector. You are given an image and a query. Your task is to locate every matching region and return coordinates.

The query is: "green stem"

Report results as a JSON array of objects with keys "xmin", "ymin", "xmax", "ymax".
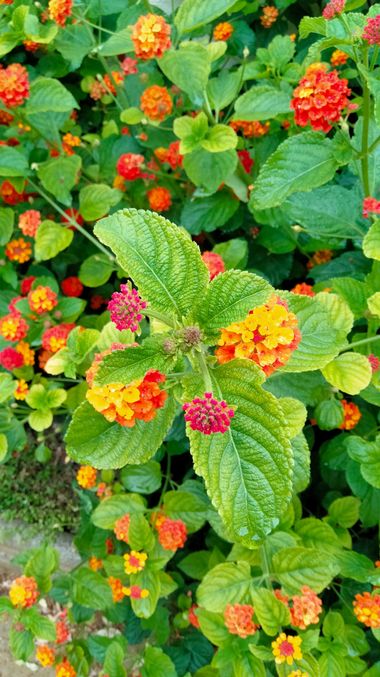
[
  {"xmin": 260, "ymin": 542, "xmax": 273, "ymax": 591},
  {"xmin": 340, "ymin": 335, "xmax": 380, "ymax": 353},
  {"xmin": 368, "ymin": 133, "xmax": 380, "ymax": 155},
  {"xmin": 146, "ymin": 307, "xmax": 176, "ymax": 328},
  {"xmin": 196, "ymin": 351, "xmax": 213, "ymax": 392},
  {"xmin": 361, "ymin": 48, "xmax": 371, "ymax": 197},
  {"xmin": 27, "ymin": 178, "xmax": 114, "ymax": 260}
]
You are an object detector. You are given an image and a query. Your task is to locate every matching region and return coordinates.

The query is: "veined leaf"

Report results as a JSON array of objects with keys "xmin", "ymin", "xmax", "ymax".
[
  {"xmin": 363, "ymin": 220, "xmax": 380, "ymax": 261},
  {"xmin": 26, "ymin": 77, "xmax": 78, "ymax": 114},
  {"xmin": 185, "ymin": 360, "xmax": 293, "ymax": 543},
  {"xmin": 37, "ymin": 155, "xmax": 82, "ymax": 206},
  {"xmin": 96, "ymin": 336, "xmax": 177, "ymax": 386},
  {"xmin": 65, "ymin": 397, "xmax": 177, "ymax": 469},
  {"xmin": 159, "ymin": 43, "xmax": 211, "ymax": 97},
  {"xmin": 197, "ymin": 561, "xmax": 252, "ymax": 612},
  {"xmin": 250, "ymin": 587, "xmax": 290, "ymax": 635},
  {"xmin": 0, "ymin": 147, "xmax": 29, "ymax": 177},
  {"xmin": 272, "ymin": 546, "xmax": 340, "ymax": 594},
  {"xmin": 322, "ymin": 352, "xmax": 372, "ymax": 395},
  {"xmin": 34, "ymin": 220, "xmax": 73, "ymax": 261},
  {"xmin": 234, "ymin": 85, "xmax": 291, "ymax": 121},
  {"xmin": 175, "ymin": 0, "xmax": 238, "ymax": 33},
  {"xmin": 94, "ymin": 209, "xmax": 209, "ymax": 321}
]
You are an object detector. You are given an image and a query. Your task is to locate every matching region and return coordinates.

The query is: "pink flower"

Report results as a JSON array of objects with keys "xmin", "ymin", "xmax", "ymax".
[
  {"xmin": 120, "ymin": 57, "xmax": 138, "ymax": 75},
  {"xmin": 363, "ymin": 15, "xmax": 380, "ymax": 45},
  {"xmin": 108, "ymin": 284, "xmax": 147, "ymax": 332},
  {"xmin": 363, "ymin": 196, "xmax": 380, "ymax": 218},
  {"xmin": 322, "ymin": 0, "xmax": 345, "ymax": 20},
  {"xmin": 183, "ymin": 392, "xmax": 235, "ymax": 434},
  {"xmin": 368, "ymin": 354, "xmax": 380, "ymax": 373}
]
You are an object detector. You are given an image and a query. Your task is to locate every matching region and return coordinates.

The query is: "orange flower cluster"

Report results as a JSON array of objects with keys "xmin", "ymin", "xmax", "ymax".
[
  {"xmin": 18, "ymin": 209, "xmax": 41, "ymax": 237},
  {"xmin": 36, "ymin": 645, "xmax": 55, "ymax": 667},
  {"xmin": 104, "ymin": 71, "xmax": 124, "ymax": 95},
  {"xmin": 147, "ymin": 186, "xmax": 172, "ymax": 212},
  {"xmin": 224, "ymin": 603, "xmax": 258, "ymax": 638},
  {"xmin": 9, "ymin": 576, "xmax": 38, "ymax": 608},
  {"xmin": 260, "ymin": 6, "xmax": 279, "ymax": 28},
  {"xmin": 28, "ymin": 285, "xmax": 58, "ymax": 314},
  {"xmin": 62, "ymin": 132, "xmax": 81, "ymax": 155},
  {"xmin": 156, "ymin": 516, "xmax": 187, "ymax": 551},
  {"xmin": 339, "ymin": 400, "xmax": 361, "ymax": 430},
  {"xmin": 0, "ymin": 180, "xmax": 25, "ymax": 205},
  {"xmin": 307, "ymin": 249, "xmax": 332, "ymax": 269},
  {"xmin": 201, "ymin": 251, "xmax": 225, "ymax": 280},
  {"xmin": 291, "ymin": 283, "xmax": 315, "ymax": 297},
  {"xmin": 5, "ymin": 238, "xmax": 32, "ymax": 263},
  {"xmin": 230, "ymin": 119, "xmax": 270, "ymax": 138},
  {"xmin": 331, "ymin": 49, "xmax": 348, "ymax": 66},
  {"xmin": 48, "ymin": 0, "xmax": 73, "ymax": 27},
  {"xmin": 140, "ymin": 85, "xmax": 173, "ymax": 121},
  {"xmin": 86, "ymin": 370, "xmax": 167, "ymax": 427},
  {"xmin": 56, "ymin": 658, "xmax": 76, "ymax": 677},
  {"xmin": 76, "ymin": 465, "xmax": 97, "ymax": 489},
  {"xmin": 213, "ymin": 22, "xmax": 234, "ymax": 41},
  {"xmin": 108, "ymin": 576, "xmax": 124, "ymax": 603},
  {"xmin": 272, "ymin": 633, "xmax": 303, "ymax": 665},
  {"xmin": 16, "ymin": 340, "xmax": 35, "ymax": 365},
  {"xmin": 42, "ymin": 323, "xmax": 75, "ymax": 353},
  {"xmin": 0, "ymin": 63, "xmax": 29, "ymax": 108},
  {"xmin": 124, "ymin": 550, "xmax": 147, "ymax": 574},
  {"xmin": 290, "ymin": 586, "xmax": 322, "ymax": 629},
  {"xmin": 56, "ymin": 615, "xmax": 70, "ymax": 644},
  {"xmin": 131, "ymin": 13, "xmax": 171, "ymax": 60},
  {"xmin": 353, "ymin": 591, "xmax": 380, "ymax": 628},
  {"xmin": 154, "ymin": 141, "xmax": 183, "ymax": 170},
  {"xmin": 291, "ymin": 63, "xmax": 350, "ymax": 133},
  {"xmin": 0, "ymin": 313, "xmax": 28, "ymax": 341},
  {"xmin": 88, "ymin": 556, "xmax": 103, "ymax": 572},
  {"xmin": 216, "ymin": 295, "xmax": 301, "ymax": 376},
  {"xmin": 114, "ymin": 514, "xmax": 131, "ymax": 543},
  {"xmin": 123, "ymin": 584, "xmax": 149, "ymax": 599},
  {"xmin": 14, "ymin": 379, "xmax": 29, "ymax": 400}
]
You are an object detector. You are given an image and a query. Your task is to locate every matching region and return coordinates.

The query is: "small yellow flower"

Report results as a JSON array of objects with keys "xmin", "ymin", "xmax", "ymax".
[
  {"xmin": 272, "ymin": 633, "xmax": 303, "ymax": 665},
  {"xmin": 124, "ymin": 550, "xmax": 147, "ymax": 575}
]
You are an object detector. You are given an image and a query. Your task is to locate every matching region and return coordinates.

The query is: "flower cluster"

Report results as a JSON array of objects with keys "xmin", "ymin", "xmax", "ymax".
[
  {"xmin": 86, "ymin": 343, "xmax": 127, "ymax": 387},
  {"xmin": 140, "ymin": 85, "xmax": 173, "ymax": 121},
  {"xmin": 9, "ymin": 576, "xmax": 38, "ymax": 608},
  {"xmin": 114, "ymin": 514, "xmax": 131, "ymax": 543},
  {"xmin": 5, "ymin": 238, "xmax": 32, "ymax": 263},
  {"xmin": 86, "ymin": 370, "xmax": 167, "ymax": 427},
  {"xmin": 61, "ymin": 276, "xmax": 83, "ymax": 297},
  {"xmin": 353, "ymin": 591, "xmax": 380, "ymax": 628},
  {"xmin": 155, "ymin": 516, "xmax": 187, "ymax": 551},
  {"xmin": 340, "ymin": 399, "xmax": 361, "ymax": 430},
  {"xmin": 147, "ymin": 186, "xmax": 172, "ymax": 212},
  {"xmin": 123, "ymin": 584, "xmax": 149, "ymax": 599},
  {"xmin": 131, "ymin": 14, "xmax": 171, "ymax": 60},
  {"xmin": 154, "ymin": 141, "xmax": 183, "ymax": 169},
  {"xmin": 48, "ymin": 0, "xmax": 73, "ymax": 27},
  {"xmin": 213, "ymin": 22, "xmax": 234, "ymax": 41},
  {"xmin": 36, "ymin": 645, "xmax": 55, "ymax": 667},
  {"xmin": 322, "ymin": 0, "xmax": 345, "ymax": 19},
  {"xmin": 363, "ymin": 15, "xmax": 380, "ymax": 45},
  {"xmin": 183, "ymin": 392, "xmax": 235, "ymax": 435},
  {"xmin": 14, "ymin": 379, "xmax": 29, "ymax": 400},
  {"xmin": 76, "ymin": 465, "xmax": 97, "ymax": 489},
  {"xmin": 56, "ymin": 614, "xmax": 70, "ymax": 644},
  {"xmin": 272, "ymin": 633, "xmax": 303, "ymax": 665},
  {"xmin": 289, "ymin": 586, "xmax": 323, "ymax": 629},
  {"xmin": 0, "ymin": 347, "xmax": 24, "ymax": 370},
  {"xmin": 331, "ymin": 49, "xmax": 348, "ymax": 66},
  {"xmin": 306, "ymin": 249, "xmax": 333, "ymax": 269},
  {"xmin": 230, "ymin": 119, "xmax": 270, "ymax": 138},
  {"xmin": 368, "ymin": 354, "xmax": 380, "ymax": 372},
  {"xmin": 124, "ymin": 550, "xmax": 147, "ymax": 574},
  {"xmin": 291, "ymin": 63, "xmax": 351, "ymax": 133},
  {"xmin": 224, "ymin": 604, "xmax": 258, "ymax": 638},
  {"xmin": 18, "ymin": 210, "xmax": 41, "ymax": 237},
  {"xmin": 108, "ymin": 576, "xmax": 124, "ymax": 603},
  {"xmin": 108, "ymin": 284, "xmax": 147, "ymax": 332},
  {"xmin": 0, "ymin": 313, "xmax": 28, "ymax": 341},
  {"xmin": 216, "ymin": 295, "xmax": 301, "ymax": 376},
  {"xmin": 291, "ymin": 283, "xmax": 315, "ymax": 297},
  {"xmin": 117, "ymin": 153, "xmax": 145, "ymax": 180},
  {"xmin": 42, "ymin": 323, "xmax": 75, "ymax": 353},
  {"xmin": 362, "ymin": 196, "xmax": 380, "ymax": 218},
  {"xmin": 28, "ymin": 286, "xmax": 58, "ymax": 314},
  {"xmin": 0, "ymin": 181, "xmax": 26, "ymax": 205},
  {"xmin": 56, "ymin": 658, "xmax": 76, "ymax": 677},
  {"xmin": 0, "ymin": 64, "xmax": 29, "ymax": 108},
  {"xmin": 261, "ymin": 6, "xmax": 279, "ymax": 27},
  {"xmin": 201, "ymin": 252, "xmax": 225, "ymax": 280}
]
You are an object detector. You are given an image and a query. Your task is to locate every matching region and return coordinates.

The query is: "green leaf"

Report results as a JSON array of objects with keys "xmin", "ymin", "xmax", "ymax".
[
  {"xmin": 292, "ymin": 433, "xmax": 311, "ymax": 493},
  {"xmin": 201, "ymin": 125, "xmax": 237, "ymax": 153},
  {"xmin": 91, "ymin": 493, "xmax": 145, "ymax": 529},
  {"xmin": 163, "ymin": 490, "xmax": 208, "ymax": 531},
  {"xmin": 330, "ymin": 278, "xmax": 368, "ymax": 317},
  {"xmin": 142, "ymin": 646, "xmax": 177, "ymax": 677},
  {"xmin": 183, "ymin": 148, "xmax": 237, "ymax": 193},
  {"xmin": 22, "ymin": 608, "xmax": 56, "ymax": 641},
  {"xmin": 272, "ymin": 547, "xmax": 339, "ymax": 594},
  {"xmin": 34, "ymin": 220, "xmax": 73, "ymax": 261},
  {"xmin": 72, "ymin": 568, "xmax": 113, "ymax": 610},
  {"xmin": 0, "ymin": 147, "xmax": 28, "ymax": 177},
  {"xmin": 250, "ymin": 132, "xmax": 339, "ymax": 210},
  {"xmin": 323, "ymin": 611, "xmax": 345, "ymax": 639},
  {"xmin": 94, "ymin": 209, "xmax": 209, "ymax": 321},
  {"xmin": 99, "ymin": 28, "xmax": 133, "ymax": 56},
  {"xmin": 319, "ymin": 651, "xmax": 346, "ymax": 677},
  {"xmin": 79, "ymin": 253, "xmax": 114, "ymax": 287},
  {"xmin": 54, "ymin": 24, "xmax": 93, "ymax": 69},
  {"xmin": 278, "ymin": 397, "xmax": 307, "ymax": 439},
  {"xmin": 120, "ymin": 107, "xmax": 144, "ymax": 124},
  {"xmin": 328, "ymin": 496, "xmax": 360, "ymax": 528},
  {"xmin": 322, "ymin": 353, "xmax": 372, "ymax": 395},
  {"xmin": 368, "ymin": 291, "xmax": 380, "ymax": 316},
  {"xmin": 316, "ymin": 292, "xmax": 354, "ymax": 336},
  {"xmin": 130, "ymin": 568, "xmax": 161, "ymax": 619},
  {"xmin": 103, "ymin": 641, "xmax": 126, "ymax": 677},
  {"xmin": 197, "ymin": 609, "xmax": 231, "ymax": 646},
  {"xmin": 299, "ymin": 16, "xmax": 327, "ymax": 38},
  {"xmin": 175, "ymin": 0, "xmax": 238, "ymax": 33},
  {"xmin": 79, "ymin": 184, "xmax": 121, "ymax": 221},
  {"xmin": 346, "ymin": 436, "xmax": 380, "ymax": 489},
  {"xmin": 281, "ymin": 294, "xmax": 347, "ymax": 372},
  {"xmin": 295, "ymin": 517, "xmax": 342, "ymax": 553},
  {"xmin": 363, "ymin": 221, "xmax": 380, "ymax": 261},
  {"xmin": 250, "ymin": 587, "xmax": 290, "ymax": 635},
  {"xmin": 315, "ymin": 399, "xmax": 344, "ymax": 431},
  {"xmin": 185, "ymin": 360, "xmax": 293, "ymax": 543},
  {"xmin": 159, "ymin": 44, "xmax": 211, "ymax": 97},
  {"xmin": 197, "ymin": 561, "xmax": 252, "ymax": 612},
  {"xmin": 213, "ymin": 239, "xmax": 248, "ymax": 270},
  {"xmin": 65, "ymin": 398, "xmax": 176, "ymax": 469},
  {"xmin": 181, "ymin": 192, "xmax": 239, "ymax": 234},
  {"xmin": 127, "ymin": 514, "xmax": 155, "ymax": 551},
  {"xmin": 198, "ymin": 270, "xmax": 273, "ymax": 334},
  {"xmin": 234, "ymin": 85, "xmax": 291, "ymax": 121},
  {"xmin": 9, "ymin": 628, "xmax": 34, "ymax": 661},
  {"xmin": 0, "ymin": 433, "xmax": 8, "ymax": 462},
  {"xmin": 207, "ymin": 71, "xmax": 242, "ymax": 113},
  {"xmin": 174, "ymin": 112, "xmax": 209, "ymax": 154},
  {"xmin": 0, "ymin": 207, "xmax": 14, "ymax": 245},
  {"xmin": 121, "ymin": 460, "xmax": 162, "ymax": 494},
  {"xmin": 26, "ymin": 77, "xmax": 78, "ymax": 113},
  {"xmin": 37, "ymin": 155, "xmax": 82, "ymax": 206},
  {"xmin": 28, "ymin": 409, "xmax": 53, "ymax": 431},
  {"xmin": 96, "ymin": 336, "xmax": 176, "ymax": 385}
]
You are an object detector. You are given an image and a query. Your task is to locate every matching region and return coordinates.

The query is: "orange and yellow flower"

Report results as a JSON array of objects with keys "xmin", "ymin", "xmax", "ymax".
[
  {"xmin": 28, "ymin": 286, "xmax": 58, "ymax": 314},
  {"xmin": 0, "ymin": 63, "xmax": 29, "ymax": 108},
  {"xmin": 291, "ymin": 64, "xmax": 350, "ymax": 133},
  {"xmin": 147, "ymin": 186, "xmax": 172, "ymax": 212},
  {"xmin": 272, "ymin": 633, "xmax": 303, "ymax": 665},
  {"xmin": 15, "ymin": 341, "xmax": 35, "ymax": 366},
  {"xmin": 307, "ymin": 249, "xmax": 333, "ymax": 269},
  {"xmin": 156, "ymin": 517, "xmax": 187, "ymax": 551},
  {"xmin": 14, "ymin": 379, "xmax": 29, "ymax": 400},
  {"xmin": 5, "ymin": 238, "xmax": 32, "ymax": 263},
  {"xmin": 140, "ymin": 85, "xmax": 173, "ymax": 121},
  {"xmin": 290, "ymin": 586, "xmax": 322, "ymax": 629},
  {"xmin": 340, "ymin": 400, "xmax": 361, "ymax": 430},
  {"xmin": 230, "ymin": 119, "xmax": 270, "ymax": 138},
  {"xmin": 122, "ymin": 584, "xmax": 149, "ymax": 599},
  {"xmin": 76, "ymin": 465, "xmax": 97, "ymax": 489},
  {"xmin": 124, "ymin": 550, "xmax": 147, "ymax": 575},
  {"xmin": 331, "ymin": 49, "xmax": 348, "ymax": 66},
  {"xmin": 9, "ymin": 576, "xmax": 38, "ymax": 608},
  {"xmin": 291, "ymin": 283, "xmax": 315, "ymax": 297},
  {"xmin": 48, "ymin": 0, "xmax": 73, "ymax": 27},
  {"xmin": 88, "ymin": 556, "xmax": 103, "ymax": 572},
  {"xmin": 224, "ymin": 603, "xmax": 258, "ymax": 638},
  {"xmin": 55, "ymin": 658, "xmax": 76, "ymax": 677},
  {"xmin": 216, "ymin": 295, "xmax": 301, "ymax": 376},
  {"xmin": 114, "ymin": 514, "xmax": 131, "ymax": 543},
  {"xmin": 353, "ymin": 591, "xmax": 380, "ymax": 628},
  {"xmin": 0, "ymin": 313, "xmax": 28, "ymax": 341},
  {"xmin": 42, "ymin": 323, "xmax": 75, "ymax": 353},
  {"xmin": 213, "ymin": 22, "xmax": 234, "ymax": 41},
  {"xmin": 260, "ymin": 6, "xmax": 279, "ymax": 28},
  {"xmin": 36, "ymin": 645, "xmax": 55, "ymax": 667},
  {"xmin": 131, "ymin": 13, "xmax": 171, "ymax": 60},
  {"xmin": 108, "ymin": 576, "xmax": 124, "ymax": 603}
]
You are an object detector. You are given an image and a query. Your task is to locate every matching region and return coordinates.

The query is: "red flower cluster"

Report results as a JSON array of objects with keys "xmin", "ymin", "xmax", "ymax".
[
  {"xmin": 0, "ymin": 64, "xmax": 29, "ymax": 108},
  {"xmin": 363, "ymin": 15, "xmax": 380, "ymax": 45},
  {"xmin": 322, "ymin": 0, "xmax": 345, "ymax": 19},
  {"xmin": 363, "ymin": 196, "xmax": 380, "ymax": 218},
  {"xmin": 368, "ymin": 354, "xmax": 380, "ymax": 373},
  {"xmin": 154, "ymin": 141, "xmax": 183, "ymax": 170},
  {"xmin": 201, "ymin": 251, "xmax": 225, "ymax": 280},
  {"xmin": 156, "ymin": 516, "xmax": 188, "ymax": 551},
  {"xmin": 0, "ymin": 180, "xmax": 26, "ymax": 205},
  {"xmin": 291, "ymin": 63, "xmax": 350, "ymax": 133},
  {"xmin": 0, "ymin": 347, "xmax": 24, "ymax": 370},
  {"xmin": 117, "ymin": 153, "xmax": 145, "ymax": 180},
  {"xmin": 183, "ymin": 392, "xmax": 235, "ymax": 435},
  {"xmin": 238, "ymin": 149, "xmax": 254, "ymax": 174},
  {"xmin": 61, "ymin": 276, "xmax": 83, "ymax": 297},
  {"xmin": 42, "ymin": 323, "xmax": 75, "ymax": 353},
  {"xmin": 108, "ymin": 284, "xmax": 147, "ymax": 332},
  {"xmin": 147, "ymin": 186, "xmax": 172, "ymax": 212}
]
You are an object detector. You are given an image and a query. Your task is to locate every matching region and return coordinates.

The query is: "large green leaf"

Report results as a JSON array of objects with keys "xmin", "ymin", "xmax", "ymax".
[
  {"xmin": 250, "ymin": 132, "xmax": 339, "ymax": 210},
  {"xmin": 363, "ymin": 220, "xmax": 380, "ymax": 261},
  {"xmin": 175, "ymin": 0, "xmax": 238, "ymax": 33},
  {"xmin": 94, "ymin": 209, "xmax": 209, "ymax": 321},
  {"xmin": 181, "ymin": 192, "xmax": 239, "ymax": 234},
  {"xmin": 185, "ymin": 360, "xmax": 293, "ymax": 543},
  {"xmin": 79, "ymin": 184, "xmax": 121, "ymax": 221},
  {"xmin": 91, "ymin": 493, "xmax": 145, "ymax": 529},
  {"xmin": 65, "ymin": 398, "xmax": 177, "ymax": 469},
  {"xmin": 96, "ymin": 336, "xmax": 177, "ymax": 385},
  {"xmin": 272, "ymin": 547, "xmax": 340, "ymax": 594},
  {"xmin": 183, "ymin": 148, "xmax": 237, "ymax": 193},
  {"xmin": 0, "ymin": 207, "xmax": 14, "ymax": 245},
  {"xmin": 197, "ymin": 561, "xmax": 252, "ymax": 612},
  {"xmin": 345, "ymin": 436, "xmax": 380, "ymax": 489},
  {"xmin": 197, "ymin": 270, "xmax": 273, "ymax": 335},
  {"xmin": 37, "ymin": 155, "xmax": 82, "ymax": 205},
  {"xmin": 322, "ymin": 353, "xmax": 372, "ymax": 395},
  {"xmin": 72, "ymin": 568, "xmax": 113, "ymax": 609},
  {"xmin": 250, "ymin": 587, "xmax": 290, "ymax": 635},
  {"xmin": 26, "ymin": 77, "xmax": 78, "ymax": 114},
  {"xmin": 234, "ymin": 85, "xmax": 291, "ymax": 121},
  {"xmin": 159, "ymin": 43, "xmax": 211, "ymax": 97},
  {"xmin": 98, "ymin": 28, "xmax": 133, "ymax": 56},
  {"xmin": 0, "ymin": 147, "xmax": 29, "ymax": 177},
  {"xmin": 281, "ymin": 293, "xmax": 348, "ymax": 372},
  {"xmin": 34, "ymin": 220, "xmax": 73, "ymax": 261}
]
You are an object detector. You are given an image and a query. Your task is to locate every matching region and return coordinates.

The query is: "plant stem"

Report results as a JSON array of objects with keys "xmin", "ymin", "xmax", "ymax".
[
  {"xmin": 260, "ymin": 541, "xmax": 273, "ymax": 591},
  {"xmin": 340, "ymin": 335, "xmax": 380, "ymax": 353},
  {"xmin": 361, "ymin": 48, "xmax": 371, "ymax": 197},
  {"xmin": 27, "ymin": 178, "xmax": 114, "ymax": 260},
  {"xmin": 196, "ymin": 350, "xmax": 213, "ymax": 392}
]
